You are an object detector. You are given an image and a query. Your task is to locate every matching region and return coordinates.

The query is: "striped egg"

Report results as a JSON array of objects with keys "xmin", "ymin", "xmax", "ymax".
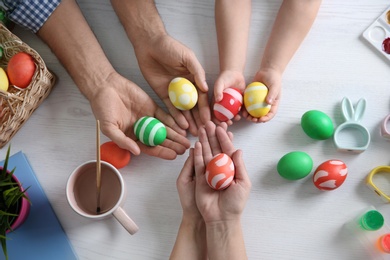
[
  {"xmin": 244, "ymin": 82, "xmax": 271, "ymax": 118},
  {"xmin": 168, "ymin": 77, "xmax": 198, "ymax": 110},
  {"xmin": 213, "ymin": 88, "xmax": 243, "ymax": 122},
  {"xmin": 313, "ymin": 160, "xmax": 348, "ymax": 191},
  {"xmin": 205, "ymin": 153, "xmax": 235, "ymax": 190},
  {"xmin": 133, "ymin": 116, "xmax": 167, "ymax": 146}
]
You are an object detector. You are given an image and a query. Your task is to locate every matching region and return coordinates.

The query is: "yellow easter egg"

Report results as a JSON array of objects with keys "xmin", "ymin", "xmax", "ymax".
[
  {"xmin": 244, "ymin": 82, "xmax": 271, "ymax": 118},
  {"xmin": 168, "ymin": 77, "xmax": 198, "ymax": 110},
  {"xmin": 0, "ymin": 67, "xmax": 9, "ymax": 91}
]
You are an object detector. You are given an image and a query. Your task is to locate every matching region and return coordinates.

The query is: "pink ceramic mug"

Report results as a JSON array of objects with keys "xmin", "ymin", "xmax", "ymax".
[{"xmin": 66, "ymin": 160, "xmax": 138, "ymax": 235}]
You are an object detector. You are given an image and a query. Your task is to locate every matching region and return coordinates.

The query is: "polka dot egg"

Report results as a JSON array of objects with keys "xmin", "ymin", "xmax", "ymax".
[
  {"xmin": 313, "ymin": 160, "xmax": 348, "ymax": 191},
  {"xmin": 244, "ymin": 82, "xmax": 271, "ymax": 118},
  {"xmin": 168, "ymin": 77, "xmax": 198, "ymax": 110},
  {"xmin": 213, "ymin": 88, "xmax": 243, "ymax": 122},
  {"xmin": 205, "ymin": 153, "xmax": 235, "ymax": 190},
  {"xmin": 133, "ymin": 116, "xmax": 167, "ymax": 146}
]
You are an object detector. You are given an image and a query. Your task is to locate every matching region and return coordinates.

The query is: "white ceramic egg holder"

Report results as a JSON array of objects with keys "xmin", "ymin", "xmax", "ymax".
[
  {"xmin": 345, "ymin": 206, "xmax": 390, "ymax": 259},
  {"xmin": 362, "ymin": 6, "xmax": 390, "ymax": 61}
]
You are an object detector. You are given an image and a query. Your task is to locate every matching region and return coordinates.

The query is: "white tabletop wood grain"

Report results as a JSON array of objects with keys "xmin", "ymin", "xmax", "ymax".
[{"xmin": 1, "ymin": 0, "xmax": 390, "ymax": 259}]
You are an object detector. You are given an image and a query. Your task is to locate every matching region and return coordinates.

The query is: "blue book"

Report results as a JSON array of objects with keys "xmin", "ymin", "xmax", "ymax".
[{"xmin": 0, "ymin": 151, "xmax": 78, "ymax": 260}]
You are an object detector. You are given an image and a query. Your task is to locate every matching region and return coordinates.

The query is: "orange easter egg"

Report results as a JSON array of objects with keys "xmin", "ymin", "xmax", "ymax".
[
  {"xmin": 205, "ymin": 153, "xmax": 235, "ymax": 190},
  {"xmin": 100, "ymin": 141, "xmax": 131, "ymax": 169}
]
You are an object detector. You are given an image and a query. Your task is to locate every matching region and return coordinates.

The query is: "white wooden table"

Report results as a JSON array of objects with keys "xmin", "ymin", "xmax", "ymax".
[{"xmin": 2, "ymin": 0, "xmax": 390, "ymax": 259}]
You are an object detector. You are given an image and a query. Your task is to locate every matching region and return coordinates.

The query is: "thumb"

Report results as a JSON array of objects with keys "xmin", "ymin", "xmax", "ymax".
[
  {"xmin": 185, "ymin": 53, "xmax": 208, "ymax": 92},
  {"xmin": 213, "ymin": 77, "xmax": 225, "ymax": 102},
  {"xmin": 104, "ymin": 126, "xmax": 141, "ymax": 155},
  {"xmin": 232, "ymin": 149, "xmax": 250, "ymax": 184}
]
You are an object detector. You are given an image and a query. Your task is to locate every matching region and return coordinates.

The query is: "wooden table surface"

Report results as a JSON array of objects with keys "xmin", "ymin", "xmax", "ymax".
[{"xmin": 1, "ymin": 0, "xmax": 390, "ymax": 259}]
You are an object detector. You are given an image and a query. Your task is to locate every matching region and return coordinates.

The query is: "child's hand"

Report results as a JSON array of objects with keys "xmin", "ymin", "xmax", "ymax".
[
  {"xmin": 213, "ymin": 70, "xmax": 246, "ymax": 125},
  {"xmin": 242, "ymin": 68, "xmax": 282, "ymax": 123}
]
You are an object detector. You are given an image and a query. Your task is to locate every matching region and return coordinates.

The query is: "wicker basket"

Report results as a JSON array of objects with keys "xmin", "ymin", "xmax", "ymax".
[{"xmin": 0, "ymin": 24, "xmax": 56, "ymax": 148}]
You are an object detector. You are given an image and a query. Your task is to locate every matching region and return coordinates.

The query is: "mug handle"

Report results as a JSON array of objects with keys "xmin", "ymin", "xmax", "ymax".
[{"xmin": 113, "ymin": 207, "xmax": 139, "ymax": 235}]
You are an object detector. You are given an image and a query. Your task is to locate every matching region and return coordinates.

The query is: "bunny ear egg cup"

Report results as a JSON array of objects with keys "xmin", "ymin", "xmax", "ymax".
[
  {"xmin": 333, "ymin": 97, "xmax": 370, "ymax": 153},
  {"xmin": 134, "ymin": 116, "xmax": 167, "ymax": 146},
  {"xmin": 244, "ymin": 82, "xmax": 271, "ymax": 118},
  {"xmin": 362, "ymin": 6, "xmax": 390, "ymax": 61},
  {"xmin": 381, "ymin": 114, "xmax": 390, "ymax": 140},
  {"xmin": 168, "ymin": 77, "xmax": 198, "ymax": 110}
]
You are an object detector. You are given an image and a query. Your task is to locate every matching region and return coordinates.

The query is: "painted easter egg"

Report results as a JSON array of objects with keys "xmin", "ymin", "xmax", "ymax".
[
  {"xmin": 301, "ymin": 110, "xmax": 334, "ymax": 140},
  {"xmin": 7, "ymin": 52, "xmax": 36, "ymax": 89},
  {"xmin": 205, "ymin": 153, "xmax": 235, "ymax": 190},
  {"xmin": 100, "ymin": 141, "xmax": 131, "ymax": 169},
  {"xmin": 168, "ymin": 77, "xmax": 198, "ymax": 110},
  {"xmin": 213, "ymin": 88, "xmax": 243, "ymax": 121},
  {"xmin": 244, "ymin": 82, "xmax": 271, "ymax": 118},
  {"xmin": 0, "ymin": 67, "xmax": 8, "ymax": 91},
  {"xmin": 133, "ymin": 116, "xmax": 167, "ymax": 146},
  {"xmin": 313, "ymin": 160, "xmax": 347, "ymax": 190},
  {"xmin": 277, "ymin": 151, "xmax": 313, "ymax": 180}
]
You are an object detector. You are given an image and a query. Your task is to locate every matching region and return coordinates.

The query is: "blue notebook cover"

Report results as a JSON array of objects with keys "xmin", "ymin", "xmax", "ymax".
[{"xmin": 0, "ymin": 151, "xmax": 78, "ymax": 260}]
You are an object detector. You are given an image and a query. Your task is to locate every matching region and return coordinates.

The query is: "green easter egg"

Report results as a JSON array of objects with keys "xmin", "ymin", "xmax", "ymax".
[
  {"xmin": 301, "ymin": 110, "xmax": 334, "ymax": 140},
  {"xmin": 277, "ymin": 151, "xmax": 313, "ymax": 180},
  {"xmin": 134, "ymin": 116, "xmax": 167, "ymax": 146}
]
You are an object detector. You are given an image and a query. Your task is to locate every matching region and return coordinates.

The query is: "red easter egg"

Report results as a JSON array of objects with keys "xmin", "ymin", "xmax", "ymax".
[
  {"xmin": 7, "ymin": 52, "xmax": 36, "ymax": 89},
  {"xmin": 213, "ymin": 88, "xmax": 243, "ymax": 121},
  {"xmin": 313, "ymin": 160, "xmax": 347, "ymax": 191},
  {"xmin": 205, "ymin": 153, "xmax": 235, "ymax": 190},
  {"xmin": 100, "ymin": 141, "xmax": 131, "ymax": 169}
]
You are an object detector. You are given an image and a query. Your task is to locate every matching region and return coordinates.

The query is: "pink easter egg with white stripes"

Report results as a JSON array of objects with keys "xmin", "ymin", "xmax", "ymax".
[
  {"xmin": 313, "ymin": 160, "xmax": 348, "ymax": 191},
  {"xmin": 205, "ymin": 153, "xmax": 235, "ymax": 190},
  {"xmin": 213, "ymin": 88, "xmax": 243, "ymax": 122}
]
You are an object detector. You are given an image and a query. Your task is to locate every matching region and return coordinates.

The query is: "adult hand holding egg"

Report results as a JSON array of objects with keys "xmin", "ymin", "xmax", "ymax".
[
  {"xmin": 120, "ymin": 30, "xmax": 210, "ymax": 136},
  {"xmin": 89, "ymin": 73, "xmax": 190, "ymax": 160},
  {"xmin": 194, "ymin": 121, "xmax": 251, "ymax": 223}
]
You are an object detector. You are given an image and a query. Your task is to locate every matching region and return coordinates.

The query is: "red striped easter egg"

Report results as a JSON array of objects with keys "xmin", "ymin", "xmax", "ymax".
[{"xmin": 213, "ymin": 88, "xmax": 243, "ymax": 122}]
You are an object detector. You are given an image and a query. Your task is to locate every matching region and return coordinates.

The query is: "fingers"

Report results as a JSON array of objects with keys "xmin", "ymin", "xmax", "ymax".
[
  {"xmin": 103, "ymin": 126, "xmax": 141, "ymax": 155},
  {"xmin": 182, "ymin": 110, "xmax": 198, "ymax": 136},
  {"xmin": 177, "ymin": 148, "xmax": 195, "ymax": 187},
  {"xmin": 164, "ymin": 100, "xmax": 189, "ymax": 133},
  {"xmin": 136, "ymin": 127, "xmax": 190, "ymax": 160},
  {"xmin": 198, "ymin": 126, "xmax": 214, "ymax": 164},
  {"xmin": 185, "ymin": 52, "xmax": 208, "ymax": 92},
  {"xmin": 194, "ymin": 141, "xmax": 205, "ymax": 179},
  {"xmin": 197, "ymin": 91, "xmax": 211, "ymax": 126},
  {"xmin": 213, "ymin": 77, "xmax": 225, "ymax": 102},
  {"xmin": 155, "ymin": 107, "xmax": 187, "ymax": 137},
  {"xmin": 232, "ymin": 149, "xmax": 251, "ymax": 189},
  {"xmin": 138, "ymin": 143, "xmax": 177, "ymax": 160},
  {"xmin": 216, "ymin": 124, "xmax": 235, "ymax": 157}
]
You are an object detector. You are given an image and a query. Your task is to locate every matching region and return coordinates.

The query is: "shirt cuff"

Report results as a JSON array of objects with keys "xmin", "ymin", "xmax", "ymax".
[{"xmin": 7, "ymin": 0, "xmax": 61, "ymax": 33}]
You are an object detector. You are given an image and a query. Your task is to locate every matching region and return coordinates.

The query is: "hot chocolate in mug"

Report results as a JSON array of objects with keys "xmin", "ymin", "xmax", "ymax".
[{"xmin": 66, "ymin": 160, "xmax": 138, "ymax": 235}]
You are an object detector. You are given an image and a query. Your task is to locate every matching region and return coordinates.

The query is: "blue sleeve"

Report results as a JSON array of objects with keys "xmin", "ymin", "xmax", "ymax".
[{"xmin": 2, "ymin": 0, "xmax": 61, "ymax": 33}]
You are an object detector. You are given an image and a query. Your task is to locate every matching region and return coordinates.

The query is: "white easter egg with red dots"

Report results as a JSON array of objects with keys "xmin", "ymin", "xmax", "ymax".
[
  {"xmin": 168, "ymin": 77, "xmax": 198, "ymax": 110},
  {"xmin": 313, "ymin": 160, "xmax": 348, "ymax": 191},
  {"xmin": 205, "ymin": 153, "xmax": 235, "ymax": 190},
  {"xmin": 213, "ymin": 88, "xmax": 243, "ymax": 121}
]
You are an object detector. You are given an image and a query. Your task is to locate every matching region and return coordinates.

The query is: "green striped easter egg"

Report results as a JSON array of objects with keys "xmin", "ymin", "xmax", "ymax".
[{"xmin": 133, "ymin": 116, "xmax": 167, "ymax": 146}]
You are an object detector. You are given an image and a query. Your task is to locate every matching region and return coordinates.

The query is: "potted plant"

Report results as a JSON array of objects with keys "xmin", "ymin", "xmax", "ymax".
[{"xmin": 0, "ymin": 145, "xmax": 30, "ymax": 260}]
